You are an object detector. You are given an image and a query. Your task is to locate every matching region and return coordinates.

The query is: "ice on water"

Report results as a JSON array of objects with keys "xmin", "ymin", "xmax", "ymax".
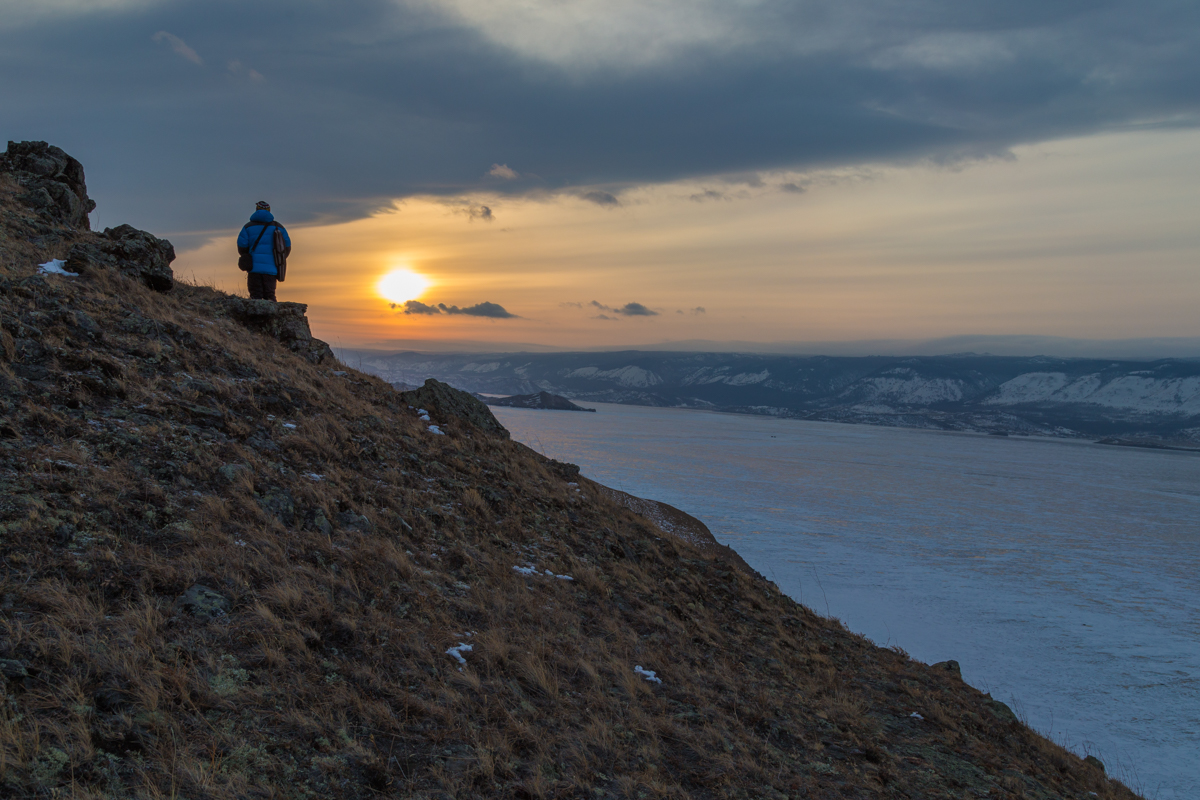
[{"xmin": 493, "ymin": 401, "xmax": 1200, "ymax": 798}]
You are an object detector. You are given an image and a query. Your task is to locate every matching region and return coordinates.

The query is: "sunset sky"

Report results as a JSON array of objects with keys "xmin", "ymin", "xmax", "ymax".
[{"xmin": 4, "ymin": 1, "xmax": 1199, "ymax": 352}]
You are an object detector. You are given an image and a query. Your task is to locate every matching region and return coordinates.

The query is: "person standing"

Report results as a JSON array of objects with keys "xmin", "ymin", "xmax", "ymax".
[{"xmin": 237, "ymin": 200, "xmax": 291, "ymax": 301}]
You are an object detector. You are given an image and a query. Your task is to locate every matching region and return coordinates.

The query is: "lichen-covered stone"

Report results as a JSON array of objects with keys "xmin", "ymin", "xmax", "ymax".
[
  {"xmin": 178, "ymin": 584, "xmax": 231, "ymax": 621},
  {"xmin": 63, "ymin": 224, "xmax": 176, "ymax": 292},
  {"xmin": 223, "ymin": 299, "xmax": 333, "ymax": 364},
  {"xmin": 0, "ymin": 658, "xmax": 29, "ymax": 681},
  {"xmin": 258, "ymin": 487, "xmax": 296, "ymax": 525}
]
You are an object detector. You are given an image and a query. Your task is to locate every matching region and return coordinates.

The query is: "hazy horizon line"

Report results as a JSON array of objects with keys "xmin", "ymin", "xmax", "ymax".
[{"xmin": 333, "ymin": 333, "xmax": 1200, "ymax": 361}]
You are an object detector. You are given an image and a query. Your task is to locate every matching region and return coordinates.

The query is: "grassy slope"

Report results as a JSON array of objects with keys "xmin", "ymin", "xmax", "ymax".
[{"xmin": 0, "ymin": 174, "xmax": 1138, "ymax": 799}]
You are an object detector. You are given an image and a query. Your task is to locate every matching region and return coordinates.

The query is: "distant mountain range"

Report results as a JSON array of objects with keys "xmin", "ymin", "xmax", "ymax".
[
  {"xmin": 340, "ymin": 349, "xmax": 1200, "ymax": 445},
  {"xmin": 349, "ymin": 334, "xmax": 1200, "ymax": 359}
]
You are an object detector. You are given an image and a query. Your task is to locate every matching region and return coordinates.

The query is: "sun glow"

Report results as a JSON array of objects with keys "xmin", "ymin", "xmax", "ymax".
[{"xmin": 377, "ymin": 268, "xmax": 432, "ymax": 304}]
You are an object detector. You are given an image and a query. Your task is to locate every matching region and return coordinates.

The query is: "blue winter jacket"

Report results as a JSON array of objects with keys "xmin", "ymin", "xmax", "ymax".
[{"xmin": 236, "ymin": 210, "xmax": 292, "ymax": 276}]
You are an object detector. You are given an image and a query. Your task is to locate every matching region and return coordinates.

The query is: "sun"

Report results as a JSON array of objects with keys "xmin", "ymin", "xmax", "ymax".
[{"xmin": 377, "ymin": 268, "xmax": 432, "ymax": 304}]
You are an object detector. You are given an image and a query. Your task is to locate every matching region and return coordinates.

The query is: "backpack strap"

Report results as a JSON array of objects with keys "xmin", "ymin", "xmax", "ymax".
[{"xmin": 249, "ymin": 221, "xmax": 274, "ymax": 253}]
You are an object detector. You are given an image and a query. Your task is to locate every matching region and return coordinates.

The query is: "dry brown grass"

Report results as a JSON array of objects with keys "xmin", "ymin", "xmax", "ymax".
[{"xmin": 0, "ymin": 192, "xmax": 1146, "ymax": 800}]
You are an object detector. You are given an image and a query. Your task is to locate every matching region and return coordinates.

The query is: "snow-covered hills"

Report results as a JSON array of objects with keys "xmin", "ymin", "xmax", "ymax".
[{"xmin": 340, "ymin": 349, "xmax": 1200, "ymax": 443}]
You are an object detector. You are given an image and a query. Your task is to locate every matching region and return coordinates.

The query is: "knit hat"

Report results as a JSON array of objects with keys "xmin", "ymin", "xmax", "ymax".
[{"xmin": 255, "ymin": 201, "xmax": 271, "ymax": 211}]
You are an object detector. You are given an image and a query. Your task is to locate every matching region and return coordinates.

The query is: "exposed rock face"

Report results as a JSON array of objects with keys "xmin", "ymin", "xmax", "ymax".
[
  {"xmin": 222, "ymin": 298, "xmax": 334, "ymax": 364},
  {"xmin": 64, "ymin": 224, "xmax": 176, "ymax": 292},
  {"xmin": 1, "ymin": 142, "xmax": 177, "ymax": 293},
  {"xmin": 0, "ymin": 140, "xmax": 96, "ymax": 230},
  {"xmin": 399, "ymin": 378, "xmax": 510, "ymax": 439},
  {"xmin": 485, "ymin": 390, "xmax": 596, "ymax": 411}
]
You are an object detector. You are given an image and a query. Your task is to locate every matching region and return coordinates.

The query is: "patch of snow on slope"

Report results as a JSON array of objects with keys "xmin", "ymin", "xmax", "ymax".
[
  {"xmin": 634, "ymin": 665, "xmax": 662, "ymax": 684},
  {"xmin": 38, "ymin": 259, "xmax": 78, "ymax": 276},
  {"xmin": 680, "ymin": 366, "xmax": 728, "ymax": 386},
  {"xmin": 459, "ymin": 362, "xmax": 501, "ymax": 373},
  {"xmin": 851, "ymin": 376, "xmax": 965, "ymax": 404},
  {"xmin": 985, "ymin": 372, "xmax": 1071, "ymax": 403},
  {"xmin": 987, "ymin": 373, "xmax": 1200, "ymax": 413},
  {"xmin": 723, "ymin": 370, "xmax": 771, "ymax": 386},
  {"xmin": 1094, "ymin": 376, "xmax": 1200, "ymax": 413},
  {"xmin": 567, "ymin": 365, "xmax": 661, "ymax": 387}
]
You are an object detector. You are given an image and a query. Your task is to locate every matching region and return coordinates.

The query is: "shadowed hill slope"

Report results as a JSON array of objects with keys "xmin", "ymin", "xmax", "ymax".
[{"xmin": 0, "ymin": 142, "xmax": 1138, "ymax": 799}]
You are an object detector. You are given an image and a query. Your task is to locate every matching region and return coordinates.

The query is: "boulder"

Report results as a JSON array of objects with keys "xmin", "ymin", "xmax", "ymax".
[
  {"xmin": 985, "ymin": 698, "xmax": 1018, "ymax": 724},
  {"xmin": 0, "ymin": 140, "xmax": 96, "ymax": 229},
  {"xmin": 64, "ymin": 224, "xmax": 176, "ymax": 292},
  {"xmin": 223, "ymin": 299, "xmax": 333, "ymax": 364},
  {"xmin": 398, "ymin": 378, "xmax": 510, "ymax": 439}
]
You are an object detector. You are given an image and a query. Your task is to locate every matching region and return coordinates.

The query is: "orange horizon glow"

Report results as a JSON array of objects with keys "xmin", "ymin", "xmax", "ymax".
[{"xmin": 171, "ymin": 129, "xmax": 1200, "ymax": 350}]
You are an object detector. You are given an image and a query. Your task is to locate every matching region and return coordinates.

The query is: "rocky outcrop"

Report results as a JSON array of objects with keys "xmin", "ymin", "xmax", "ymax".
[
  {"xmin": 0, "ymin": 141, "xmax": 96, "ymax": 230},
  {"xmin": 222, "ymin": 298, "xmax": 333, "ymax": 364},
  {"xmin": 1, "ymin": 142, "xmax": 177, "ymax": 293},
  {"xmin": 399, "ymin": 378, "xmax": 510, "ymax": 439},
  {"xmin": 64, "ymin": 224, "xmax": 176, "ymax": 292},
  {"xmin": 485, "ymin": 390, "xmax": 596, "ymax": 411}
]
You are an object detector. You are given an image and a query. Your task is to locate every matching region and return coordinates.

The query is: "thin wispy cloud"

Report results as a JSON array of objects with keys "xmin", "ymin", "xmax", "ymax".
[
  {"xmin": 151, "ymin": 30, "xmax": 201, "ymax": 65},
  {"xmin": 488, "ymin": 163, "xmax": 519, "ymax": 179},
  {"xmin": 582, "ymin": 190, "xmax": 619, "ymax": 206},
  {"xmin": 227, "ymin": 60, "xmax": 264, "ymax": 81},
  {"xmin": 690, "ymin": 189, "xmax": 727, "ymax": 203}
]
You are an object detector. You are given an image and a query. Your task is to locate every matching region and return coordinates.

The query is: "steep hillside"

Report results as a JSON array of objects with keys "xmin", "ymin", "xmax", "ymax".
[
  {"xmin": 346, "ymin": 349, "xmax": 1200, "ymax": 444},
  {"xmin": 0, "ymin": 142, "xmax": 1139, "ymax": 799}
]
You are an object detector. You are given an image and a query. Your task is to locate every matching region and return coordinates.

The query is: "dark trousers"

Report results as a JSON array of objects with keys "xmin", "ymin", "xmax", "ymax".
[{"xmin": 248, "ymin": 273, "xmax": 277, "ymax": 301}]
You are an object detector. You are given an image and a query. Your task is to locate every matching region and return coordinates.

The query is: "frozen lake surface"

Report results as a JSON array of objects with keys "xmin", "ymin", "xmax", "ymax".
[{"xmin": 491, "ymin": 402, "xmax": 1200, "ymax": 798}]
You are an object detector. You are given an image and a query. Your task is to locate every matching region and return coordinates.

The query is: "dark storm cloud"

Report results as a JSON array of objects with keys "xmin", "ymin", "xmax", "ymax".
[
  {"xmin": 401, "ymin": 300, "xmax": 441, "ymax": 315},
  {"xmin": 616, "ymin": 302, "xmax": 657, "ymax": 317},
  {"xmin": 400, "ymin": 299, "xmax": 517, "ymax": 317},
  {"xmin": 439, "ymin": 302, "xmax": 518, "ymax": 318},
  {"xmin": 586, "ymin": 300, "xmax": 657, "ymax": 317},
  {"xmin": 3, "ymin": 0, "xmax": 1199, "ymax": 242}
]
